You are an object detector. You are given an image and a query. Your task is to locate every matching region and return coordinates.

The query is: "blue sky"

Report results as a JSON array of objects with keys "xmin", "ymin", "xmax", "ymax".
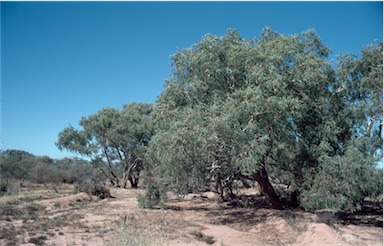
[{"xmin": 1, "ymin": 1, "xmax": 383, "ymax": 159}]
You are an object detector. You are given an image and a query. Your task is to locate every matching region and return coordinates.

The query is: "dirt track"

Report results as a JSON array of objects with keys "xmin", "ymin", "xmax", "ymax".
[{"xmin": 0, "ymin": 184, "xmax": 382, "ymax": 245}]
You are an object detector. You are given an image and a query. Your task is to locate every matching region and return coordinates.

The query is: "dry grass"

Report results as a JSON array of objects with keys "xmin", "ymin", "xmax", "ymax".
[
  {"xmin": 1, "ymin": 183, "xmax": 197, "ymax": 245},
  {"xmin": 110, "ymin": 208, "xmax": 197, "ymax": 246},
  {"xmin": 111, "ymin": 225, "xmax": 160, "ymax": 246},
  {"xmin": 0, "ymin": 182, "xmax": 382, "ymax": 246},
  {"xmin": 0, "ymin": 183, "xmax": 91, "ymax": 245}
]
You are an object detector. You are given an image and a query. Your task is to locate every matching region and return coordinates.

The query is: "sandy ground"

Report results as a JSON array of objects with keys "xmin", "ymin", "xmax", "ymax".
[{"xmin": 0, "ymin": 184, "xmax": 382, "ymax": 246}]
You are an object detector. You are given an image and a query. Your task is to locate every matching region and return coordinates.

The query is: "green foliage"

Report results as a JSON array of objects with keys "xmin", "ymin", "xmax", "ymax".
[
  {"xmin": 137, "ymin": 169, "xmax": 170, "ymax": 208},
  {"xmin": 137, "ymin": 182, "xmax": 161, "ymax": 209},
  {"xmin": 74, "ymin": 168, "xmax": 107, "ymax": 195},
  {"xmin": 6, "ymin": 28, "xmax": 381, "ymax": 214},
  {"xmin": 0, "ymin": 150, "xmax": 37, "ymax": 182},
  {"xmin": 336, "ymin": 42, "xmax": 383, "ymax": 156},
  {"xmin": 0, "ymin": 179, "xmax": 20, "ymax": 196},
  {"xmin": 0, "ymin": 148, "xmax": 114, "ymax": 199},
  {"xmin": 143, "ymin": 28, "xmax": 382, "ymax": 212},
  {"xmin": 31, "ymin": 162, "xmax": 60, "ymax": 184},
  {"xmin": 301, "ymin": 139, "xmax": 383, "ymax": 212},
  {"xmin": 56, "ymin": 103, "xmax": 153, "ymax": 187},
  {"xmin": 147, "ymin": 28, "xmax": 334, "ymax": 204},
  {"xmin": 53, "ymin": 157, "xmax": 94, "ymax": 184},
  {"xmin": 0, "ymin": 149, "xmax": 94, "ymax": 192}
]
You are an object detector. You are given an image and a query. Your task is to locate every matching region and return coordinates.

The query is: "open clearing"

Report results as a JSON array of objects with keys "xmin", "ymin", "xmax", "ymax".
[{"xmin": 0, "ymin": 184, "xmax": 382, "ymax": 246}]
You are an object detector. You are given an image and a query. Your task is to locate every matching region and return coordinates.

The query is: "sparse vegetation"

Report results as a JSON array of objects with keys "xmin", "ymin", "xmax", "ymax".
[
  {"xmin": 28, "ymin": 235, "xmax": 48, "ymax": 245},
  {"xmin": 112, "ymin": 225, "xmax": 158, "ymax": 246},
  {"xmin": 0, "ymin": 225, "xmax": 21, "ymax": 246},
  {"xmin": 190, "ymin": 230, "xmax": 215, "ymax": 244},
  {"xmin": 74, "ymin": 171, "xmax": 111, "ymax": 199},
  {"xmin": 0, "ymin": 182, "xmax": 381, "ymax": 245},
  {"xmin": 0, "ymin": 27, "xmax": 382, "ymax": 246}
]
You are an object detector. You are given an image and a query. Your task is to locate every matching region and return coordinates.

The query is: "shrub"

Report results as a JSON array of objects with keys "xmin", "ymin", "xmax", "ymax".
[
  {"xmin": 0, "ymin": 179, "xmax": 20, "ymax": 197},
  {"xmin": 137, "ymin": 185, "xmax": 160, "ymax": 209},
  {"xmin": 301, "ymin": 142, "xmax": 383, "ymax": 212},
  {"xmin": 91, "ymin": 185, "xmax": 111, "ymax": 199},
  {"xmin": 190, "ymin": 231, "xmax": 215, "ymax": 245},
  {"xmin": 28, "ymin": 235, "xmax": 48, "ymax": 246},
  {"xmin": 31, "ymin": 163, "xmax": 59, "ymax": 184},
  {"xmin": 137, "ymin": 176, "xmax": 162, "ymax": 208},
  {"xmin": 74, "ymin": 169, "xmax": 111, "ymax": 199}
]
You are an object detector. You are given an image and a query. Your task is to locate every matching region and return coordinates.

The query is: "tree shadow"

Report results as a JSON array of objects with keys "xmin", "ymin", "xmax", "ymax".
[
  {"xmin": 161, "ymin": 193, "xmax": 383, "ymax": 229},
  {"xmin": 162, "ymin": 193, "xmax": 307, "ymax": 227},
  {"xmin": 336, "ymin": 200, "xmax": 383, "ymax": 228}
]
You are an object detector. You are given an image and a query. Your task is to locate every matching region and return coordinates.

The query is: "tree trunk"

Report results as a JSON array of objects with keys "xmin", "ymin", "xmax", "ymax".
[
  {"xmin": 124, "ymin": 157, "xmax": 143, "ymax": 189},
  {"xmin": 254, "ymin": 167, "xmax": 284, "ymax": 210},
  {"xmin": 123, "ymin": 172, "xmax": 129, "ymax": 188},
  {"xmin": 366, "ymin": 117, "xmax": 375, "ymax": 136},
  {"xmin": 129, "ymin": 178, "xmax": 139, "ymax": 188},
  {"xmin": 98, "ymin": 167, "xmax": 116, "ymax": 186},
  {"xmin": 290, "ymin": 189, "xmax": 300, "ymax": 208},
  {"xmin": 103, "ymin": 147, "xmax": 120, "ymax": 187}
]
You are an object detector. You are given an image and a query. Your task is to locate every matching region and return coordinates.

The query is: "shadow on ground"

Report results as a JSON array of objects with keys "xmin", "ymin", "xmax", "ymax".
[{"xmin": 337, "ymin": 200, "xmax": 383, "ymax": 228}]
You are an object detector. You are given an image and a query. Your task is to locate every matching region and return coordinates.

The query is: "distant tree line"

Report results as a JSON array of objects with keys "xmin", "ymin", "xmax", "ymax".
[
  {"xmin": 0, "ymin": 149, "xmax": 94, "ymax": 194},
  {"xmin": 30, "ymin": 27, "xmax": 384, "ymax": 213}
]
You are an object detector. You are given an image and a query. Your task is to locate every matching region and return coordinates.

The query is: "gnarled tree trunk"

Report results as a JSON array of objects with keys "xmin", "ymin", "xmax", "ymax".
[
  {"xmin": 123, "ymin": 157, "xmax": 143, "ymax": 189},
  {"xmin": 254, "ymin": 166, "xmax": 284, "ymax": 210}
]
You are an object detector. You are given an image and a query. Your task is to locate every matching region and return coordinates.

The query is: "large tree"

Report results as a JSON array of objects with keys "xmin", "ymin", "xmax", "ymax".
[
  {"xmin": 143, "ymin": 28, "xmax": 382, "ymax": 211},
  {"xmin": 299, "ymin": 42, "xmax": 383, "ymax": 212},
  {"xmin": 56, "ymin": 102, "xmax": 153, "ymax": 188},
  {"xmin": 335, "ymin": 42, "xmax": 383, "ymax": 153}
]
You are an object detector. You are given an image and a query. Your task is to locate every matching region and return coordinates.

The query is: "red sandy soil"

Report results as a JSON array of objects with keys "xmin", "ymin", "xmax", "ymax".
[{"xmin": 0, "ymin": 184, "xmax": 382, "ymax": 246}]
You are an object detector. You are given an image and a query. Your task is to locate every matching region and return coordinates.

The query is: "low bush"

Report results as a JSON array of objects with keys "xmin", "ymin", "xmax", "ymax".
[
  {"xmin": 31, "ymin": 163, "xmax": 60, "ymax": 185},
  {"xmin": 91, "ymin": 185, "xmax": 111, "ymax": 199},
  {"xmin": 190, "ymin": 230, "xmax": 215, "ymax": 245},
  {"xmin": 137, "ymin": 179, "xmax": 161, "ymax": 209},
  {"xmin": 28, "ymin": 235, "xmax": 48, "ymax": 246},
  {"xmin": 74, "ymin": 170, "xmax": 111, "ymax": 199},
  {"xmin": 0, "ymin": 179, "xmax": 20, "ymax": 197}
]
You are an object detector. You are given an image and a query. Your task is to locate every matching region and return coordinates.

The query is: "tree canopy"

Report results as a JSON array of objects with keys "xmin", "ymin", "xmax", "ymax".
[
  {"xmin": 56, "ymin": 102, "xmax": 153, "ymax": 188},
  {"xmin": 54, "ymin": 28, "xmax": 382, "ymax": 213},
  {"xmin": 141, "ymin": 28, "xmax": 382, "ymax": 212}
]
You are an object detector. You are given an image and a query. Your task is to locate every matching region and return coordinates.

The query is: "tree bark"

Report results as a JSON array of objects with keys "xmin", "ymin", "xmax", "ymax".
[
  {"xmin": 129, "ymin": 177, "xmax": 139, "ymax": 188},
  {"xmin": 124, "ymin": 157, "xmax": 143, "ymax": 189},
  {"xmin": 254, "ymin": 166, "xmax": 284, "ymax": 210},
  {"xmin": 98, "ymin": 167, "xmax": 115, "ymax": 186},
  {"xmin": 103, "ymin": 147, "xmax": 120, "ymax": 187},
  {"xmin": 366, "ymin": 117, "xmax": 375, "ymax": 136}
]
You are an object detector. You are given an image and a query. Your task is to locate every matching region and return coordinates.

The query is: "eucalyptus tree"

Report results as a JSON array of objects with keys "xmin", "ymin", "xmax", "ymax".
[
  {"xmin": 56, "ymin": 103, "xmax": 153, "ymax": 188},
  {"xmin": 143, "ymin": 28, "xmax": 382, "ymax": 211},
  {"xmin": 146, "ymin": 29, "xmax": 330, "ymax": 209},
  {"xmin": 300, "ymin": 42, "xmax": 383, "ymax": 212},
  {"xmin": 336, "ymin": 42, "xmax": 383, "ymax": 154}
]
